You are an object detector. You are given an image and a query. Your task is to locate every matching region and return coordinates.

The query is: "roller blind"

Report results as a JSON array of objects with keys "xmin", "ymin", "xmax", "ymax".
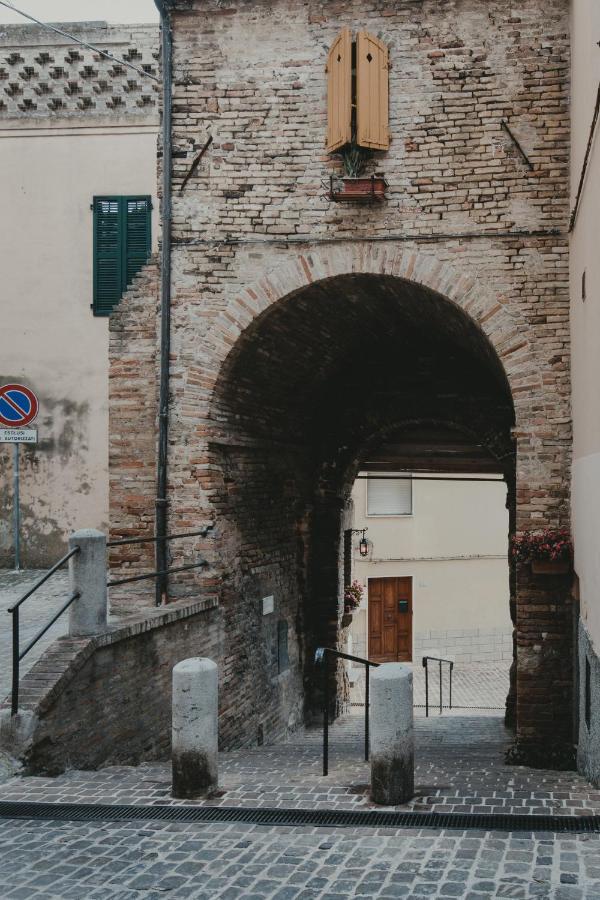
[{"xmin": 367, "ymin": 475, "xmax": 412, "ymax": 515}]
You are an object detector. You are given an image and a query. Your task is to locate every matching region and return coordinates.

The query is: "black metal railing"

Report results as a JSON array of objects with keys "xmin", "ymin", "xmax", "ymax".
[
  {"xmin": 106, "ymin": 526, "xmax": 212, "ymax": 598},
  {"xmin": 8, "ymin": 546, "xmax": 81, "ymax": 716},
  {"xmin": 422, "ymin": 655, "xmax": 454, "ymax": 717},
  {"xmin": 314, "ymin": 646, "xmax": 380, "ymax": 776}
]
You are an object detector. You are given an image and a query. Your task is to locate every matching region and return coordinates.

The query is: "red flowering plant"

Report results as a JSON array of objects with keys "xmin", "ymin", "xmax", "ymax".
[
  {"xmin": 510, "ymin": 528, "xmax": 572, "ymax": 564},
  {"xmin": 344, "ymin": 580, "xmax": 364, "ymax": 614}
]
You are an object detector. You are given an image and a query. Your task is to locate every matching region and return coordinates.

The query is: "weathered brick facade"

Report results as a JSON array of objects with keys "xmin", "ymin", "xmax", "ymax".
[{"xmin": 109, "ymin": 0, "xmax": 572, "ymax": 757}]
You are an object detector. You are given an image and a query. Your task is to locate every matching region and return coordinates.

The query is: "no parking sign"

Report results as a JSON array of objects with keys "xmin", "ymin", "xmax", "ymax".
[
  {"xmin": 0, "ymin": 383, "xmax": 40, "ymax": 570},
  {"xmin": 0, "ymin": 383, "xmax": 38, "ymax": 440}
]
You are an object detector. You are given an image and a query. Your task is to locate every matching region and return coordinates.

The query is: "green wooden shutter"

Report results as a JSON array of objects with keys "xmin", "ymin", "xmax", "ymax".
[
  {"xmin": 124, "ymin": 198, "xmax": 151, "ymax": 288},
  {"xmin": 93, "ymin": 195, "xmax": 151, "ymax": 316}
]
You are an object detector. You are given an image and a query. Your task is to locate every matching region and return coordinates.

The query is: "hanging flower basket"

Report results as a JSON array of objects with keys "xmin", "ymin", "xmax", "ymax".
[
  {"xmin": 343, "ymin": 580, "xmax": 364, "ymax": 619},
  {"xmin": 510, "ymin": 528, "xmax": 572, "ymax": 576}
]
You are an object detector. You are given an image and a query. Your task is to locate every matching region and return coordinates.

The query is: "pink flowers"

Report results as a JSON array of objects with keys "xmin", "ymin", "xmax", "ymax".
[
  {"xmin": 344, "ymin": 580, "xmax": 363, "ymax": 612},
  {"xmin": 511, "ymin": 528, "xmax": 572, "ymax": 563}
]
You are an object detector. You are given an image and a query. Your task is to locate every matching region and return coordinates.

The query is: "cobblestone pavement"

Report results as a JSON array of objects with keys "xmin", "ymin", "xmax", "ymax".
[
  {"xmin": 3, "ymin": 718, "xmax": 600, "ymax": 896},
  {"xmin": 0, "ymin": 569, "xmax": 71, "ymax": 703},
  {"xmin": 2, "ymin": 717, "xmax": 600, "ymax": 818},
  {"xmin": 1, "ymin": 814, "xmax": 600, "ymax": 898}
]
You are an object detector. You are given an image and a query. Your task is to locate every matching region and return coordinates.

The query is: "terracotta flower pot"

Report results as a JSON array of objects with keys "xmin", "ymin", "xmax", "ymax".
[
  {"xmin": 341, "ymin": 612, "xmax": 353, "ymax": 628},
  {"xmin": 329, "ymin": 175, "xmax": 387, "ymax": 201},
  {"xmin": 531, "ymin": 558, "xmax": 570, "ymax": 575}
]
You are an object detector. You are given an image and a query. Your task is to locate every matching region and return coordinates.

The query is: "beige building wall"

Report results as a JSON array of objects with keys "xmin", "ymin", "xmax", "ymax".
[
  {"xmin": 570, "ymin": 0, "xmax": 600, "ymax": 780},
  {"xmin": 347, "ymin": 475, "xmax": 511, "ymax": 664},
  {"xmin": 570, "ymin": 0, "xmax": 600, "ymax": 648},
  {"xmin": 0, "ymin": 23, "xmax": 158, "ymax": 565}
]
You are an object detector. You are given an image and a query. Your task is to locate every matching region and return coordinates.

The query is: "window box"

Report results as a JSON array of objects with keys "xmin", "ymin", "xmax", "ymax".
[
  {"xmin": 328, "ymin": 174, "xmax": 387, "ymax": 202},
  {"xmin": 531, "ymin": 559, "xmax": 570, "ymax": 576}
]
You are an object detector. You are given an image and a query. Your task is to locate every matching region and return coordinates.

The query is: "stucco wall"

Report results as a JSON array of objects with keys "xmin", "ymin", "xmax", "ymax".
[
  {"xmin": 570, "ymin": 0, "xmax": 600, "ymax": 648},
  {"xmin": 0, "ymin": 22, "xmax": 159, "ymax": 565},
  {"xmin": 570, "ymin": 0, "xmax": 600, "ymax": 775},
  {"xmin": 348, "ymin": 475, "xmax": 511, "ymax": 662}
]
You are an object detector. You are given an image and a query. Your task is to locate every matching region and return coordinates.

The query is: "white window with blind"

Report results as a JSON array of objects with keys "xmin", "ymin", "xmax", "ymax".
[{"xmin": 366, "ymin": 474, "xmax": 413, "ymax": 516}]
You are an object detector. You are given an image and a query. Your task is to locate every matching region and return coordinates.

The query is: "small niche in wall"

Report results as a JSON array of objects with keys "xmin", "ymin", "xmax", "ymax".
[
  {"xmin": 585, "ymin": 656, "xmax": 591, "ymax": 731},
  {"xmin": 278, "ymin": 620, "xmax": 289, "ymax": 674}
]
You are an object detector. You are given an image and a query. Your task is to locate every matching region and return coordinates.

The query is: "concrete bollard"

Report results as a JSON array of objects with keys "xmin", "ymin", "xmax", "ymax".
[
  {"xmin": 172, "ymin": 657, "xmax": 218, "ymax": 799},
  {"xmin": 370, "ymin": 663, "xmax": 414, "ymax": 805},
  {"xmin": 68, "ymin": 529, "xmax": 108, "ymax": 637}
]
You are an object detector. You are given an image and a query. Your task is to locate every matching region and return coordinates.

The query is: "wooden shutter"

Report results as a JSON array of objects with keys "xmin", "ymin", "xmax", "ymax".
[
  {"xmin": 356, "ymin": 30, "xmax": 389, "ymax": 150},
  {"xmin": 93, "ymin": 197, "xmax": 123, "ymax": 317},
  {"xmin": 325, "ymin": 27, "xmax": 352, "ymax": 152},
  {"xmin": 124, "ymin": 198, "xmax": 151, "ymax": 288},
  {"xmin": 93, "ymin": 196, "xmax": 151, "ymax": 316}
]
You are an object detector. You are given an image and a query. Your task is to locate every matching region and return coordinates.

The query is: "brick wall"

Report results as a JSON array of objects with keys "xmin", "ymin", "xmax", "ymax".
[
  {"xmin": 109, "ymin": 0, "xmax": 572, "ymax": 759},
  {"xmin": 0, "ymin": 599, "xmax": 222, "ymax": 774}
]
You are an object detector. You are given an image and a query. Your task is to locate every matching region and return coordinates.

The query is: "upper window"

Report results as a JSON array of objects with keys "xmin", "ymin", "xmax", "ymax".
[
  {"xmin": 92, "ymin": 195, "xmax": 151, "ymax": 317},
  {"xmin": 366, "ymin": 474, "xmax": 412, "ymax": 516},
  {"xmin": 325, "ymin": 28, "xmax": 390, "ymax": 153}
]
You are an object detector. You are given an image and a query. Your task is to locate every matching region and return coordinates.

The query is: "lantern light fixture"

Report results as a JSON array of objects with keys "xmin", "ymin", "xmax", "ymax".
[{"xmin": 352, "ymin": 527, "xmax": 369, "ymax": 557}]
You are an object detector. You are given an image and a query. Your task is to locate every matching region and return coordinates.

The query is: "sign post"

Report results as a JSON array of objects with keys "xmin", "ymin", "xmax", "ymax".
[{"xmin": 0, "ymin": 383, "xmax": 39, "ymax": 571}]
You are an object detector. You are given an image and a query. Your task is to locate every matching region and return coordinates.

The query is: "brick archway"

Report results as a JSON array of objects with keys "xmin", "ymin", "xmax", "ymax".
[
  {"xmin": 203, "ymin": 245, "xmax": 535, "ymax": 426},
  {"xmin": 109, "ymin": 246, "xmax": 572, "ymax": 761}
]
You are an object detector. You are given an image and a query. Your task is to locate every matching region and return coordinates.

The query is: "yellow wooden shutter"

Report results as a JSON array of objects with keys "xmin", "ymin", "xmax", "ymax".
[
  {"xmin": 356, "ymin": 31, "xmax": 389, "ymax": 150},
  {"xmin": 325, "ymin": 27, "xmax": 352, "ymax": 152}
]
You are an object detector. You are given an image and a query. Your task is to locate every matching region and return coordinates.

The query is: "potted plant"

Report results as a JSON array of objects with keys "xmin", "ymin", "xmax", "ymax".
[
  {"xmin": 342, "ymin": 580, "xmax": 364, "ymax": 627},
  {"xmin": 329, "ymin": 140, "xmax": 387, "ymax": 201},
  {"xmin": 510, "ymin": 528, "xmax": 572, "ymax": 575}
]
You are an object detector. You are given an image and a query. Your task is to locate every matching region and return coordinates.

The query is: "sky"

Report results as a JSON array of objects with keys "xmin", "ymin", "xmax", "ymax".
[{"xmin": 0, "ymin": 0, "xmax": 159, "ymax": 24}]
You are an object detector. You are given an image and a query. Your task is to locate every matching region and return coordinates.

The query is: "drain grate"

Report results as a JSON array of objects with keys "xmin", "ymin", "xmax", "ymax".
[{"xmin": 1, "ymin": 801, "xmax": 599, "ymax": 833}]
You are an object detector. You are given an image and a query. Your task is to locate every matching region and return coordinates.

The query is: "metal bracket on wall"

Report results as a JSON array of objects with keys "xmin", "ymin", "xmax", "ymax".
[
  {"xmin": 500, "ymin": 119, "xmax": 534, "ymax": 171},
  {"xmin": 179, "ymin": 135, "xmax": 213, "ymax": 193}
]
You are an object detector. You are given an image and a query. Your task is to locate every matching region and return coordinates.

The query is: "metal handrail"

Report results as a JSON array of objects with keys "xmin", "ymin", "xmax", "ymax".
[
  {"xmin": 107, "ymin": 559, "xmax": 208, "ymax": 588},
  {"xmin": 8, "ymin": 547, "xmax": 81, "ymax": 716},
  {"xmin": 7, "ymin": 546, "xmax": 80, "ymax": 613},
  {"xmin": 107, "ymin": 526, "xmax": 213, "ymax": 603},
  {"xmin": 422, "ymin": 655, "xmax": 454, "ymax": 717},
  {"xmin": 106, "ymin": 526, "xmax": 213, "ymax": 548},
  {"xmin": 314, "ymin": 646, "xmax": 380, "ymax": 776}
]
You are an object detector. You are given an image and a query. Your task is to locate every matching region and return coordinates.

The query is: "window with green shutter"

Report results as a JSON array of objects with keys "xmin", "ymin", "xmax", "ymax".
[{"xmin": 92, "ymin": 195, "xmax": 151, "ymax": 316}]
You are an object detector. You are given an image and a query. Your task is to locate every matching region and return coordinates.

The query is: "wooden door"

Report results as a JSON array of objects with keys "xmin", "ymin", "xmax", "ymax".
[{"xmin": 368, "ymin": 577, "xmax": 412, "ymax": 663}]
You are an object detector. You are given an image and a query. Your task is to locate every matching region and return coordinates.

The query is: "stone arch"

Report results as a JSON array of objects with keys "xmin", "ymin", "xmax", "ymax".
[
  {"xmin": 201, "ymin": 244, "xmax": 536, "ymax": 420},
  {"xmin": 158, "ymin": 244, "xmax": 570, "ymax": 759}
]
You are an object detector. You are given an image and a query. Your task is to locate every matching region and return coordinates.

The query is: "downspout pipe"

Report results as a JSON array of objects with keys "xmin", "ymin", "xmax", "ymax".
[{"xmin": 153, "ymin": 0, "xmax": 173, "ymax": 604}]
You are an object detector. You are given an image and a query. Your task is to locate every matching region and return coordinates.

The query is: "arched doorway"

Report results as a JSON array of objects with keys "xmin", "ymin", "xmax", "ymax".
[
  {"xmin": 105, "ymin": 244, "xmax": 571, "ymax": 762},
  {"xmin": 209, "ymin": 270, "xmax": 524, "ymax": 742}
]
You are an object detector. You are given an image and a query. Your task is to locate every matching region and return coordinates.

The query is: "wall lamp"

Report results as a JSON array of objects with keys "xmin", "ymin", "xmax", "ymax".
[{"xmin": 352, "ymin": 528, "xmax": 369, "ymax": 557}]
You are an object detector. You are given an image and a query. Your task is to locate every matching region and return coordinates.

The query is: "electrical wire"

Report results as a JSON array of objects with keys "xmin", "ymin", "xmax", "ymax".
[
  {"xmin": 171, "ymin": 227, "xmax": 564, "ymax": 248},
  {"xmin": 0, "ymin": 0, "xmax": 159, "ymax": 82}
]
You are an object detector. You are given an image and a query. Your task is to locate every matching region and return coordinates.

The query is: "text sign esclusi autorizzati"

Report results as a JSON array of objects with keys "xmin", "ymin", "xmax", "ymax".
[{"xmin": 0, "ymin": 428, "xmax": 37, "ymax": 443}]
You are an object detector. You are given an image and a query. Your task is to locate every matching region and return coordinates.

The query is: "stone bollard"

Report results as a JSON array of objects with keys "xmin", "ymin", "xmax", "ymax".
[
  {"xmin": 172, "ymin": 658, "xmax": 218, "ymax": 799},
  {"xmin": 68, "ymin": 529, "xmax": 108, "ymax": 637},
  {"xmin": 370, "ymin": 663, "xmax": 414, "ymax": 805}
]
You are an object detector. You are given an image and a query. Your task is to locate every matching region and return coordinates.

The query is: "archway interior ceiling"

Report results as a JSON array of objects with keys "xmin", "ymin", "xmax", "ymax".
[{"xmin": 214, "ymin": 275, "xmax": 516, "ymax": 484}]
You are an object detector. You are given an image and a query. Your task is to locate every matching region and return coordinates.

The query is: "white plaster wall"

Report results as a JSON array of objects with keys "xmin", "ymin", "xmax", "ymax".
[
  {"xmin": 570, "ymin": 0, "xmax": 600, "ymax": 648},
  {"xmin": 348, "ymin": 475, "xmax": 511, "ymax": 661},
  {"xmin": 0, "ymin": 121, "xmax": 158, "ymax": 564}
]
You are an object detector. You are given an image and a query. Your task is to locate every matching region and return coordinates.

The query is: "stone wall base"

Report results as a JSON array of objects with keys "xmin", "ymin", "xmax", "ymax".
[
  {"xmin": 577, "ymin": 620, "xmax": 600, "ymax": 785},
  {"xmin": 0, "ymin": 597, "xmax": 221, "ymax": 775}
]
